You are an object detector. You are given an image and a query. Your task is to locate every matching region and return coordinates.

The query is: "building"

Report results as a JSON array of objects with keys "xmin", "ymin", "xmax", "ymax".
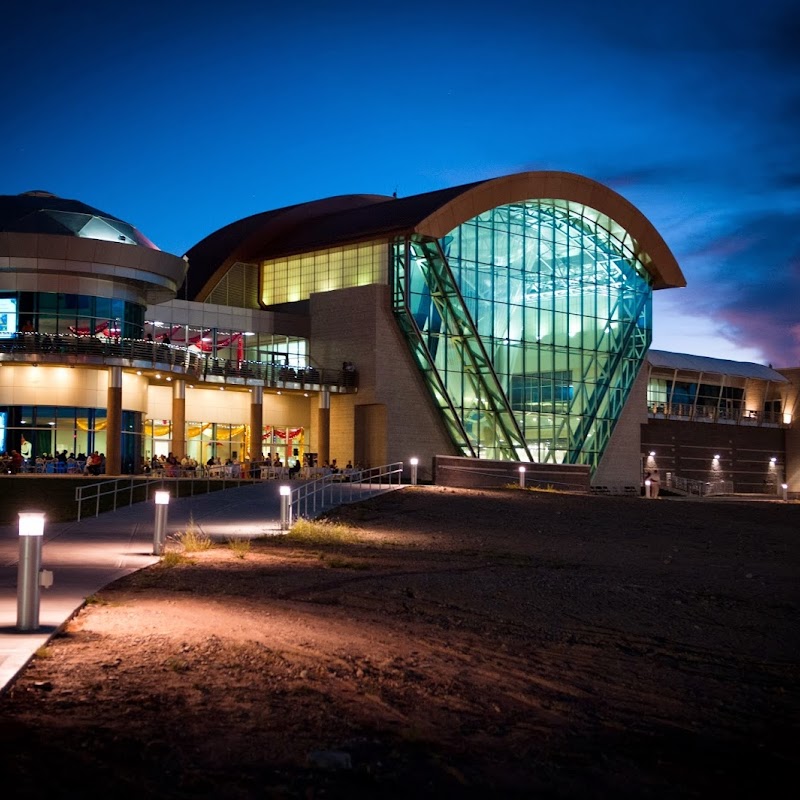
[
  {"xmin": 643, "ymin": 351, "xmax": 798, "ymax": 496},
  {"xmin": 0, "ymin": 174, "xmax": 796, "ymax": 495}
]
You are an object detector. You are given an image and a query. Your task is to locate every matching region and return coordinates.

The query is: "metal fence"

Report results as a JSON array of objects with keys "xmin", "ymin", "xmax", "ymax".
[
  {"xmin": 75, "ymin": 473, "xmax": 248, "ymax": 521},
  {"xmin": 667, "ymin": 475, "xmax": 734, "ymax": 497},
  {"xmin": 0, "ymin": 333, "xmax": 356, "ymax": 391},
  {"xmin": 289, "ymin": 462, "xmax": 404, "ymax": 521}
]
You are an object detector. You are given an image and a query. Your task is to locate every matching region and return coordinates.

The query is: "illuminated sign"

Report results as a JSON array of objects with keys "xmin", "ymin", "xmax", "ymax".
[{"xmin": 0, "ymin": 298, "xmax": 17, "ymax": 339}]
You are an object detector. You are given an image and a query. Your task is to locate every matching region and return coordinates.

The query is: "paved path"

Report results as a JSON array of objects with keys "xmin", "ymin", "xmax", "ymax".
[
  {"xmin": 0, "ymin": 480, "xmax": 397, "ymax": 695},
  {"xmin": 0, "ymin": 483, "xmax": 286, "ymax": 694}
]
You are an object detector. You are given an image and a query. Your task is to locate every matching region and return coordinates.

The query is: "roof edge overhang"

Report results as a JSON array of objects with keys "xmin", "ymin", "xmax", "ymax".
[
  {"xmin": 187, "ymin": 194, "xmax": 391, "ymax": 302},
  {"xmin": 413, "ymin": 171, "xmax": 686, "ymax": 290}
]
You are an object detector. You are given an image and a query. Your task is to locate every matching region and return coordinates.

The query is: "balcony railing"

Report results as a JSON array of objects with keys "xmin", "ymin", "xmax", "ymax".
[
  {"xmin": 0, "ymin": 333, "xmax": 357, "ymax": 392},
  {"xmin": 648, "ymin": 403, "xmax": 785, "ymax": 427}
]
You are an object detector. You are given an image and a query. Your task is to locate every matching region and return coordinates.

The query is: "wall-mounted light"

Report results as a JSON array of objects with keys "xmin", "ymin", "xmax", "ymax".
[{"xmin": 649, "ymin": 451, "xmax": 656, "ymax": 457}]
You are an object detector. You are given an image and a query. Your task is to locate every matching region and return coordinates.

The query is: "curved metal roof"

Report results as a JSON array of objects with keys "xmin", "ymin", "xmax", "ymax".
[
  {"xmin": 0, "ymin": 191, "xmax": 158, "ymax": 249},
  {"xmin": 184, "ymin": 171, "xmax": 686, "ymax": 301},
  {"xmin": 648, "ymin": 349, "xmax": 788, "ymax": 382}
]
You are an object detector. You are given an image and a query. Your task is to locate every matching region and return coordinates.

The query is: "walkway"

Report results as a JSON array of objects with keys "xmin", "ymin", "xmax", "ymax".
[
  {"xmin": 0, "ymin": 478, "xmax": 404, "ymax": 695},
  {"xmin": 0, "ymin": 482, "xmax": 290, "ymax": 695}
]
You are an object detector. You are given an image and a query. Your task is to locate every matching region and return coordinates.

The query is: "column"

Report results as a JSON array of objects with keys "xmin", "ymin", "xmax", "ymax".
[
  {"xmin": 250, "ymin": 385, "xmax": 263, "ymax": 460},
  {"xmin": 106, "ymin": 366, "xmax": 122, "ymax": 476},
  {"xmin": 172, "ymin": 379, "xmax": 186, "ymax": 458},
  {"xmin": 317, "ymin": 389, "xmax": 330, "ymax": 465}
]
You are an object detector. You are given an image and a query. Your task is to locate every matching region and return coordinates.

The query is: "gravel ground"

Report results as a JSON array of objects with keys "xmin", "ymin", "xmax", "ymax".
[{"xmin": 1, "ymin": 486, "xmax": 798, "ymax": 799}]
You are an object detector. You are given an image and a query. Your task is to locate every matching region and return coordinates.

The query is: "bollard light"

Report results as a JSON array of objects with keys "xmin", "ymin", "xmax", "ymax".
[
  {"xmin": 153, "ymin": 491, "xmax": 170, "ymax": 555},
  {"xmin": 280, "ymin": 484, "xmax": 292, "ymax": 531},
  {"xmin": 782, "ymin": 483, "xmax": 788, "ymax": 503},
  {"xmin": 644, "ymin": 478, "xmax": 652, "ymax": 499},
  {"xmin": 519, "ymin": 465, "xmax": 526, "ymax": 489},
  {"xmin": 409, "ymin": 457, "xmax": 419, "ymax": 486},
  {"xmin": 17, "ymin": 512, "xmax": 45, "ymax": 631}
]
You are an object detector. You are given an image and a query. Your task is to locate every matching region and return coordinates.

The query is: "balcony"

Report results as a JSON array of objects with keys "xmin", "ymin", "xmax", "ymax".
[
  {"xmin": 0, "ymin": 333, "xmax": 357, "ymax": 393},
  {"xmin": 648, "ymin": 403, "xmax": 785, "ymax": 427}
]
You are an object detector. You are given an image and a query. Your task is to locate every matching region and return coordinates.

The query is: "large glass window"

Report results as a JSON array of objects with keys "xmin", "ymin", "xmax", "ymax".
[
  {"xmin": 393, "ymin": 199, "xmax": 653, "ymax": 470},
  {"xmin": 0, "ymin": 406, "xmax": 119, "ymax": 468},
  {"xmin": 260, "ymin": 242, "xmax": 388, "ymax": 306},
  {"xmin": 0, "ymin": 292, "xmax": 144, "ymax": 339}
]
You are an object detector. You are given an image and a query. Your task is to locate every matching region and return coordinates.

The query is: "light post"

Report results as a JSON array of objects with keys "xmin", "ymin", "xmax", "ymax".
[
  {"xmin": 280, "ymin": 484, "xmax": 292, "ymax": 531},
  {"xmin": 519, "ymin": 465, "xmax": 526, "ymax": 489},
  {"xmin": 17, "ymin": 512, "xmax": 46, "ymax": 631},
  {"xmin": 153, "ymin": 491, "xmax": 170, "ymax": 555},
  {"xmin": 409, "ymin": 457, "xmax": 419, "ymax": 486}
]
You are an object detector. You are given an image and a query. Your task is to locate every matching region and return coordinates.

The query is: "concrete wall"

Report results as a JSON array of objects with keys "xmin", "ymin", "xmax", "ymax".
[
  {"xmin": 311, "ymin": 284, "xmax": 456, "ymax": 480},
  {"xmin": 641, "ymin": 418, "xmax": 786, "ymax": 494},
  {"xmin": 433, "ymin": 455, "xmax": 590, "ymax": 492},
  {"xmin": 593, "ymin": 364, "xmax": 648, "ymax": 492}
]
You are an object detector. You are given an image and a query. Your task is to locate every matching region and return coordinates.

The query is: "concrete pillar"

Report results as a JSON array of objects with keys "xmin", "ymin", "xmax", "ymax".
[
  {"xmin": 250, "ymin": 385, "xmax": 263, "ymax": 460},
  {"xmin": 172, "ymin": 379, "xmax": 186, "ymax": 459},
  {"xmin": 317, "ymin": 389, "xmax": 330, "ymax": 465},
  {"xmin": 106, "ymin": 366, "xmax": 122, "ymax": 475}
]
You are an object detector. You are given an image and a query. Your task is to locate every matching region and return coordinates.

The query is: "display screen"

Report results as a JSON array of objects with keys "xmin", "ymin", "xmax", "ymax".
[{"xmin": 0, "ymin": 298, "xmax": 18, "ymax": 339}]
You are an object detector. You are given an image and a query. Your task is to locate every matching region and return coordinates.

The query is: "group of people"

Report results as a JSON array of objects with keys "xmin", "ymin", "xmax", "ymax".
[
  {"xmin": 1, "ymin": 448, "xmax": 104, "ymax": 475},
  {"xmin": 145, "ymin": 453, "xmax": 199, "ymax": 476},
  {"xmin": 1, "ymin": 450, "xmax": 25, "ymax": 474}
]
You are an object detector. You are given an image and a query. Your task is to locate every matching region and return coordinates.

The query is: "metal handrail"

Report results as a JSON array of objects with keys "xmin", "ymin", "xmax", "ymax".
[
  {"xmin": 0, "ymin": 333, "xmax": 358, "ymax": 392},
  {"xmin": 648, "ymin": 403, "xmax": 785, "ymax": 427},
  {"xmin": 667, "ymin": 475, "xmax": 734, "ymax": 497},
  {"xmin": 75, "ymin": 473, "xmax": 249, "ymax": 521},
  {"xmin": 290, "ymin": 462, "xmax": 404, "ymax": 520}
]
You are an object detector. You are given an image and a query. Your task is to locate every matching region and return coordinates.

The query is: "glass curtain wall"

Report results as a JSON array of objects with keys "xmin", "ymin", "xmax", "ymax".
[
  {"xmin": 0, "ymin": 291, "xmax": 144, "ymax": 339},
  {"xmin": 145, "ymin": 322, "xmax": 308, "ymax": 371},
  {"xmin": 393, "ymin": 199, "xmax": 653, "ymax": 471},
  {"xmin": 0, "ymin": 406, "xmax": 141, "ymax": 471},
  {"xmin": 143, "ymin": 420, "xmax": 305, "ymax": 467}
]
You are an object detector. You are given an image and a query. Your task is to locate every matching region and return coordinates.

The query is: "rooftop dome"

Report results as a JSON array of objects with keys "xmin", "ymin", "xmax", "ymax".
[{"xmin": 0, "ymin": 191, "xmax": 159, "ymax": 249}]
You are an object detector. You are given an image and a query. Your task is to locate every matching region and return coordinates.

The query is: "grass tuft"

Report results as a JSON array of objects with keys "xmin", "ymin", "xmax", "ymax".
[
  {"xmin": 175, "ymin": 513, "xmax": 212, "ymax": 552},
  {"xmin": 286, "ymin": 518, "xmax": 358, "ymax": 545},
  {"xmin": 227, "ymin": 537, "xmax": 251, "ymax": 559},
  {"xmin": 161, "ymin": 551, "xmax": 191, "ymax": 567}
]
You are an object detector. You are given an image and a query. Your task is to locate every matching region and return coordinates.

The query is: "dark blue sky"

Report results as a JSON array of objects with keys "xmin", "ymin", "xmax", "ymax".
[{"xmin": 4, "ymin": 0, "xmax": 798, "ymax": 366}]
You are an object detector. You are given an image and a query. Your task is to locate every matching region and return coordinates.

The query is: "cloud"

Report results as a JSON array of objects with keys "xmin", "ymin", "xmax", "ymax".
[{"xmin": 673, "ymin": 213, "xmax": 800, "ymax": 366}]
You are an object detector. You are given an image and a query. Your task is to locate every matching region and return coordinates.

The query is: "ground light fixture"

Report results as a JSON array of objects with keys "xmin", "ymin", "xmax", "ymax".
[
  {"xmin": 17, "ymin": 512, "xmax": 49, "ymax": 631},
  {"xmin": 782, "ymin": 483, "xmax": 789, "ymax": 502},
  {"xmin": 644, "ymin": 478, "xmax": 652, "ymax": 499},
  {"xmin": 519, "ymin": 465, "xmax": 526, "ymax": 489},
  {"xmin": 280, "ymin": 484, "xmax": 292, "ymax": 531},
  {"xmin": 409, "ymin": 457, "xmax": 419, "ymax": 486},
  {"xmin": 153, "ymin": 491, "xmax": 170, "ymax": 555}
]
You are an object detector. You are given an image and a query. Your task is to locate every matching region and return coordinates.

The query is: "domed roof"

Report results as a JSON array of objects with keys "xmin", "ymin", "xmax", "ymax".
[{"xmin": 0, "ymin": 191, "xmax": 158, "ymax": 249}]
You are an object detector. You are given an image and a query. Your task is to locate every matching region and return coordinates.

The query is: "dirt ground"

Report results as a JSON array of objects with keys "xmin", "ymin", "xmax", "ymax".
[{"xmin": 1, "ymin": 486, "xmax": 798, "ymax": 799}]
